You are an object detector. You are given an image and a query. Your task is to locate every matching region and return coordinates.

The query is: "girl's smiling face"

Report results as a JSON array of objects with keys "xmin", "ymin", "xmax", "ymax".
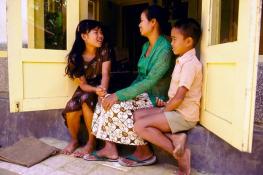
[{"xmin": 82, "ymin": 27, "xmax": 104, "ymax": 48}]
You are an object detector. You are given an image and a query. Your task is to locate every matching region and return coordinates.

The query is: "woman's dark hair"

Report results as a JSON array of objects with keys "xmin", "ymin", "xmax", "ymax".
[
  {"xmin": 143, "ymin": 5, "xmax": 170, "ymax": 35},
  {"xmin": 173, "ymin": 18, "xmax": 202, "ymax": 47},
  {"xmin": 65, "ymin": 19, "xmax": 103, "ymax": 79}
]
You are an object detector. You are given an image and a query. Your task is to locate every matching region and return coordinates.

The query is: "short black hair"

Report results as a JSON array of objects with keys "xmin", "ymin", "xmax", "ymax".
[{"xmin": 173, "ymin": 18, "xmax": 201, "ymax": 47}]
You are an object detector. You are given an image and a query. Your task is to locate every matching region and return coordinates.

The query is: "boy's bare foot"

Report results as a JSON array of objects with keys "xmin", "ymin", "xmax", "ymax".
[
  {"xmin": 73, "ymin": 143, "xmax": 94, "ymax": 158},
  {"xmin": 177, "ymin": 148, "xmax": 191, "ymax": 175},
  {"xmin": 167, "ymin": 133, "xmax": 187, "ymax": 158},
  {"xmin": 61, "ymin": 140, "xmax": 79, "ymax": 155}
]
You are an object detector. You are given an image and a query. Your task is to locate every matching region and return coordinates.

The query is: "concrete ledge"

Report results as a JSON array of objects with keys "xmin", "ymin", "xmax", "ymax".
[
  {"xmin": 255, "ymin": 62, "xmax": 263, "ymax": 124},
  {"xmin": 0, "ymin": 98, "xmax": 70, "ymax": 147}
]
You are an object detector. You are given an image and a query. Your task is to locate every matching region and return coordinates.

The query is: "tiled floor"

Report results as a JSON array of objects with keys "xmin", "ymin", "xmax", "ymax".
[{"xmin": 0, "ymin": 138, "xmax": 209, "ymax": 175}]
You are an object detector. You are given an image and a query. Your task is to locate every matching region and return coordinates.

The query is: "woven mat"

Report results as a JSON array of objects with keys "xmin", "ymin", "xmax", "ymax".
[
  {"xmin": 0, "ymin": 168, "xmax": 20, "ymax": 175},
  {"xmin": 0, "ymin": 137, "xmax": 60, "ymax": 167}
]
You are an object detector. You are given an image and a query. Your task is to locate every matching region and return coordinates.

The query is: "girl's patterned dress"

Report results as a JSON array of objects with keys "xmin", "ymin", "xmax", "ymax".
[{"xmin": 62, "ymin": 48, "xmax": 111, "ymax": 126}]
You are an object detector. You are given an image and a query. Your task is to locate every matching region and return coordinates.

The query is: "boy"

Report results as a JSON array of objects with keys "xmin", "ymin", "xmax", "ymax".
[{"xmin": 118, "ymin": 18, "xmax": 202, "ymax": 175}]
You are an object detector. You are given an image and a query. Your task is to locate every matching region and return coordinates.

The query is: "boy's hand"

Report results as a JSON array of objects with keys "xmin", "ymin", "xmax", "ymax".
[
  {"xmin": 96, "ymin": 86, "xmax": 107, "ymax": 97},
  {"xmin": 156, "ymin": 97, "xmax": 167, "ymax": 107}
]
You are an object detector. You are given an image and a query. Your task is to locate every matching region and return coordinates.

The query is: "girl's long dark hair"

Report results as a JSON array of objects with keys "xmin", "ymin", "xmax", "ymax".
[{"xmin": 65, "ymin": 19, "xmax": 102, "ymax": 79}]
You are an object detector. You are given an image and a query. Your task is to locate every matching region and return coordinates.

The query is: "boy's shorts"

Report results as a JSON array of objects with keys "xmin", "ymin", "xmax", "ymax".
[{"xmin": 164, "ymin": 110, "xmax": 197, "ymax": 133}]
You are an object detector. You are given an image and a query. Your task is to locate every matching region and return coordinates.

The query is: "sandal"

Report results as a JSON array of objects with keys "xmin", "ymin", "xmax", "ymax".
[
  {"xmin": 118, "ymin": 155, "xmax": 157, "ymax": 167},
  {"xmin": 83, "ymin": 151, "xmax": 118, "ymax": 162}
]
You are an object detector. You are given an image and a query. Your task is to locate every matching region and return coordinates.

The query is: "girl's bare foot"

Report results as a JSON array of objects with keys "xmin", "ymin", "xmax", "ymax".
[
  {"xmin": 61, "ymin": 140, "xmax": 79, "ymax": 155},
  {"xmin": 73, "ymin": 143, "xmax": 95, "ymax": 158}
]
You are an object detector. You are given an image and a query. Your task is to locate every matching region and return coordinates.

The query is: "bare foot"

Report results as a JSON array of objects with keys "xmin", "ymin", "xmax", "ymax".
[
  {"xmin": 177, "ymin": 148, "xmax": 191, "ymax": 175},
  {"xmin": 73, "ymin": 143, "xmax": 94, "ymax": 158},
  {"xmin": 61, "ymin": 140, "xmax": 79, "ymax": 155},
  {"xmin": 167, "ymin": 133, "xmax": 187, "ymax": 158}
]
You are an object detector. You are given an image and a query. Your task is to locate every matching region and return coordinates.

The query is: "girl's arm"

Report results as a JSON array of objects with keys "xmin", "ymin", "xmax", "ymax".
[
  {"xmin": 100, "ymin": 60, "xmax": 111, "ymax": 91},
  {"xmin": 78, "ymin": 76, "xmax": 97, "ymax": 92}
]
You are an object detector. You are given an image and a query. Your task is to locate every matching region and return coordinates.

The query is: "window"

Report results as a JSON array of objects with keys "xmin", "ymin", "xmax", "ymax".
[
  {"xmin": 80, "ymin": 0, "xmax": 98, "ymax": 20},
  {"xmin": 0, "ymin": 0, "xmax": 7, "ymax": 51},
  {"xmin": 210, "ymin": 0, "xmax": 239, "ymax": 45},
  {"xmin": 22, "ymin": 0, "xmax": 67, "ymax": 50}
]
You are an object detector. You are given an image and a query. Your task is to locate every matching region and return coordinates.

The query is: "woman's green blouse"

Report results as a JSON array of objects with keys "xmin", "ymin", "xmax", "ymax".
[{"xmin": 115, "ymin": 35, "xmax": 173, "ymax": 106}]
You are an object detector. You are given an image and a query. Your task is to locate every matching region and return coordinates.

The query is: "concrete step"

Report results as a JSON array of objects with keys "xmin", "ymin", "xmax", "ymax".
[
  {"xmin": 0, "ymin": 137, "xmax": 209, "ymax": 175},
  {"xmin": 255, "ymin": 62, "xmax": 263, "ymax": 124},
  {"xmin": 153, "ymin": 124, "xmax": 263, "ymax": 175}
]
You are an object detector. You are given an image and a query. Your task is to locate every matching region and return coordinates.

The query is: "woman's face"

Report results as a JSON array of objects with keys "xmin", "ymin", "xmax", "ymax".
[
  {"xmin": 139, "ymin": 12, "xmax": 153, "ymax": 36},
  {"xmin": 82, "ymin": 27, "xmax": 104, "ymax": 48}
]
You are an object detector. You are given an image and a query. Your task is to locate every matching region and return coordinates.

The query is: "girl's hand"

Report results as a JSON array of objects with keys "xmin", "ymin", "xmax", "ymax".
[
  {"xmin": 156, "ymin": 97, "xmax": 167, "ymax": 107},
  {"xmin": 96, "ymin": 86, "xmax": 107, "ymax": 97}
]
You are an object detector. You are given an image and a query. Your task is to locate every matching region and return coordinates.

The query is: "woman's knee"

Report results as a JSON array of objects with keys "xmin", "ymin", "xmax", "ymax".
[
  {"xmin": 133, "ymin": 110, "xmax": 143, "ymax": 121},
  {"xmin": 134, "ymin": 120, "xmax": 146, "ymax": 134},
  {"xmin": 133, "ymin": 109, "xmax": 150, "ymax": 121}
]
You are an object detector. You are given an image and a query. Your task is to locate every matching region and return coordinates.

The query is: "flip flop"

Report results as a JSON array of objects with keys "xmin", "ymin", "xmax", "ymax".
[
  {"xmin": 83, "ymin": 151, "xmax": 118, "ymax": 162},
  {"xmin": 118, "ymin": 155, "xmax": 157, "ymax": 167}
]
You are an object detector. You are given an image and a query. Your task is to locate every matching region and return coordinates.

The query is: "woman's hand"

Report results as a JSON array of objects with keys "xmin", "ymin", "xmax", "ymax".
[
  {"xmin": 102, "ymin": 93, "xmax": 118, "ymax": 111},
  {"xmin": 97, "ymin": 96, "xmax": 103, "ymax": 105},
  {"xmin": 156, "ymin": 97, "xmax": 167, "ymax": 107}
]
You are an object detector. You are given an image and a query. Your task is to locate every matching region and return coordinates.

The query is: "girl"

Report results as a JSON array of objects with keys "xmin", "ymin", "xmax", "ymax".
[{"xmin": 61, "ymin": 20, "xmax": 111, "ymax": 157}]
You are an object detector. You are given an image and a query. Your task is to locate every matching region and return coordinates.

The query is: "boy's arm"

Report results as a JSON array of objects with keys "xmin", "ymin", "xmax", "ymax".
[
  {"xmin": 164, "ymin": 61, "xmax": 196, "ymax": 111},
  {"xmin": 164, "ymin": 86, "xmax": 188, "ymax": 111}
]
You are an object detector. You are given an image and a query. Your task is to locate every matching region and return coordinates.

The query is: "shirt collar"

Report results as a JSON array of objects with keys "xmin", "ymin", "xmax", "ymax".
[{"xmin": 176, "ymin": 48, "xmax": 196, "ymax": 65}]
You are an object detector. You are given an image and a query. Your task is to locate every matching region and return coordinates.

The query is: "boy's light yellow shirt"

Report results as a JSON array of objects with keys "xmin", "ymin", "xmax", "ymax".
[{"xmin": 168, "ymin": 48, "xmax": 202, "ymax": 122}]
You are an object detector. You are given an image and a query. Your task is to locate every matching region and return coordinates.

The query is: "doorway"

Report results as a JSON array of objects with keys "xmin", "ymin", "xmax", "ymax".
[
  {"xmin": 258, "ymin": 2, "xmax": 263, "ymax": 62},
  {"xmin": 122, "ymin": 3, "xmax": 148, "ymax": 72}
]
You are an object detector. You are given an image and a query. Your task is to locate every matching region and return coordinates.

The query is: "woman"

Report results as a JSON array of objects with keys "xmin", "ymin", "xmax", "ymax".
[
  {"xmin": 84, "ymin": 5, "xmax": 173, "ymax": 162},
  {"xmin": 61, "ymin": 19, "xmax": 111, "ymax": 157}
]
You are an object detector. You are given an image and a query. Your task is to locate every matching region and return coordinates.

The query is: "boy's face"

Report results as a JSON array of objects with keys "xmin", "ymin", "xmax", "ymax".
[{"xmin": 170, "ymin": 27, "xmax": 193, "ymax": 56}]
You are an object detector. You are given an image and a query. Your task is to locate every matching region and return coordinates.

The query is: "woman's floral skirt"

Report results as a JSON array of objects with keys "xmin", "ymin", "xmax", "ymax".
[{"xmin": 92, "ymin": 93, "xmax": 153, "ymax": 145}]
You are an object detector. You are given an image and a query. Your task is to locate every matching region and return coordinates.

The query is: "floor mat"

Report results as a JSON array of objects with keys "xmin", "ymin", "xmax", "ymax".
[
  {"xmin": 0, "ymin": 168, "xmax": 20, "ymax": 175},
  {"xmin": 0, "ymin": 137, "xmax": 59, "ymax": 167}
]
